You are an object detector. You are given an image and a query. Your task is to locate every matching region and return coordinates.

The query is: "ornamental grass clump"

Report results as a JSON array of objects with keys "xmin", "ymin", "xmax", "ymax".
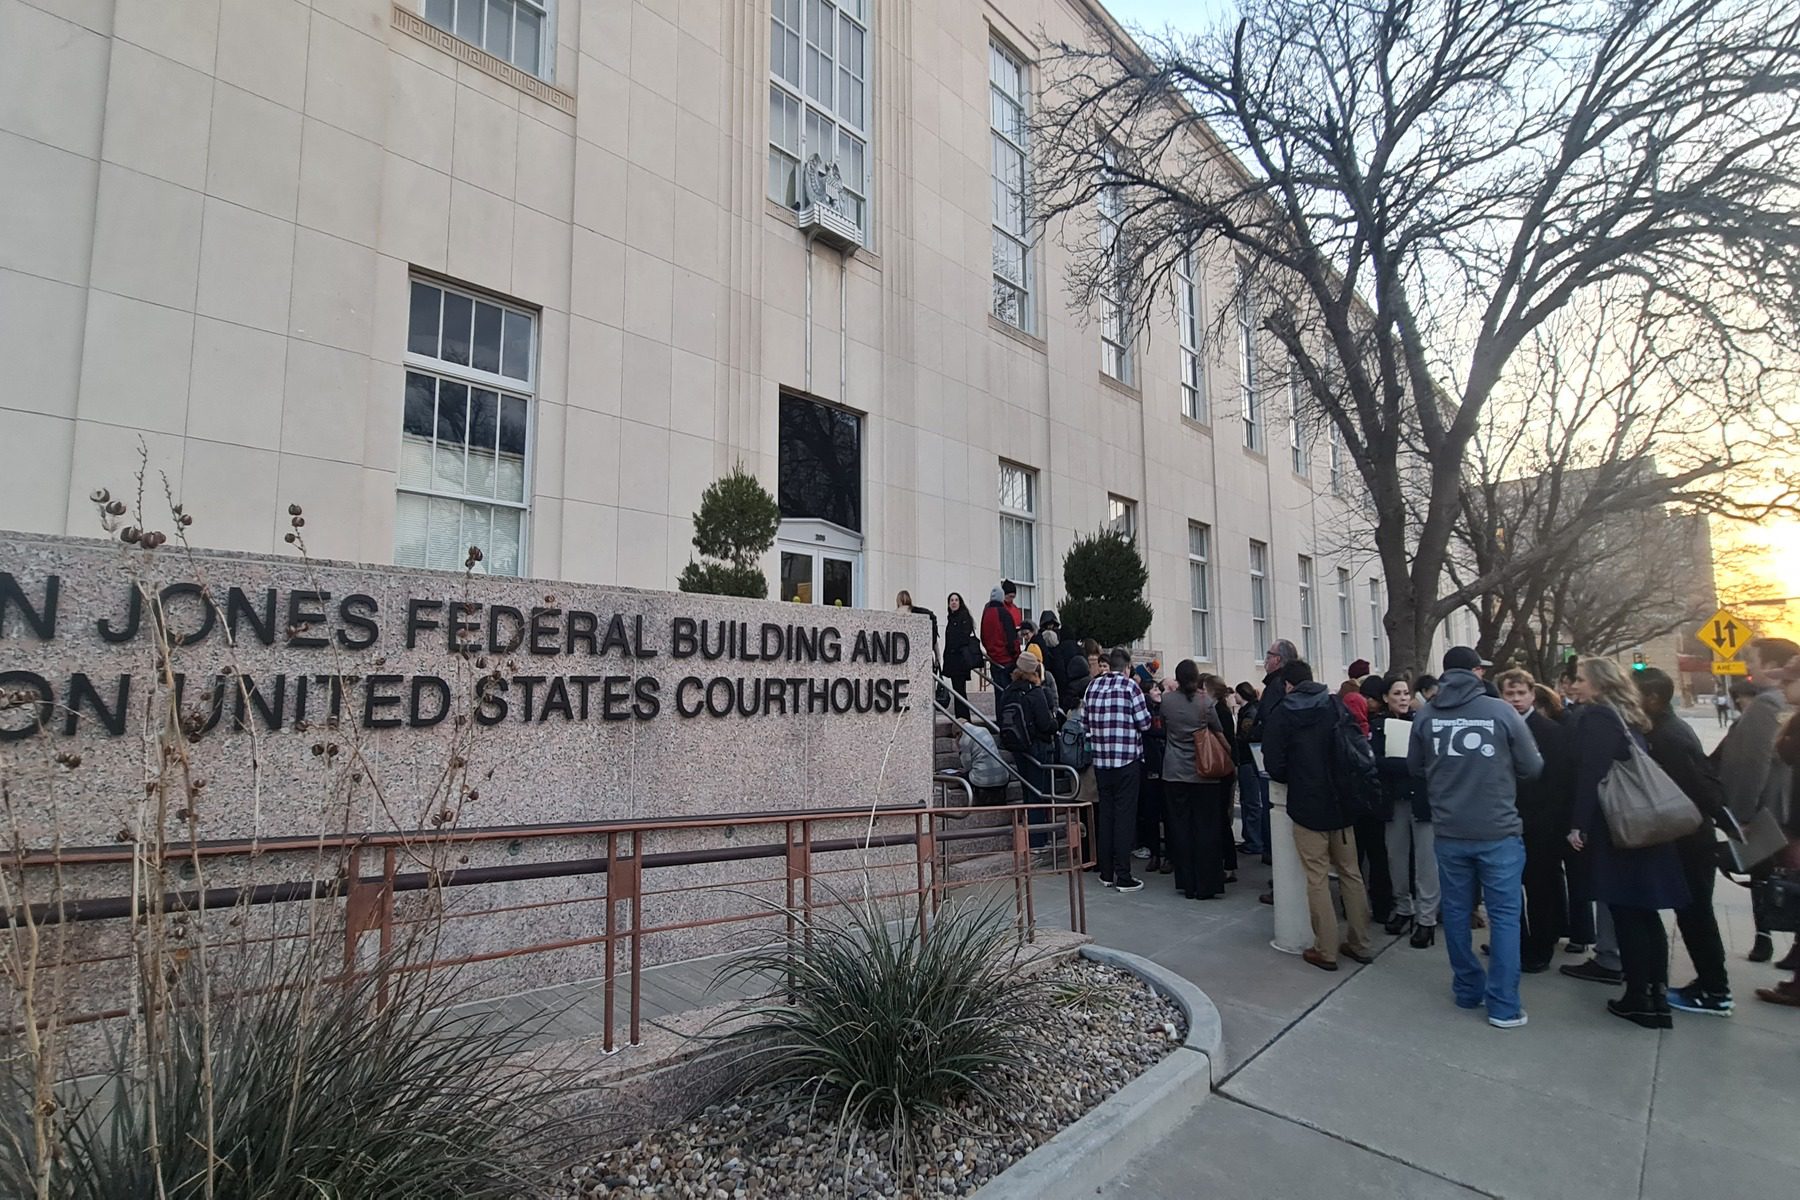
[
  {"xmin": 0, "ymin": 942, "xmax": 581, "ymax": 1200},
  {"xmin": 717, "ymin": 897, "xmax": 1045, "ymax": 1148}
]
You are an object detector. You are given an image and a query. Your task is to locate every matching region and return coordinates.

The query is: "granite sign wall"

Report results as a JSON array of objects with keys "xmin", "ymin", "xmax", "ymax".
[{"xmin": 0, "ymin": 532, "xmax": 933, "ymax": 848}]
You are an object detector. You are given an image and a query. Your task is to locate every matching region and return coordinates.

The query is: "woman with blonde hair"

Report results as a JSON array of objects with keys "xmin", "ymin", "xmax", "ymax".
[{"xmin": 1566, "ymin": 656, "xmax": 1690, "ymax": 1029}]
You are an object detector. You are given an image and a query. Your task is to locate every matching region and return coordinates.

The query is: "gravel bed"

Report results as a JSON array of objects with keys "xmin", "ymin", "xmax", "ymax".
[{"xmin": 555, "ymin": 956, "xmax": 1184, "ymax": 1199}]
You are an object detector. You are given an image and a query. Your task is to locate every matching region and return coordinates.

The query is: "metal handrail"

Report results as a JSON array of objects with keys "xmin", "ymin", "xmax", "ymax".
[
  {"xmin": 933, "ymin": 771, "xmax": 975, "ymax": 807},
  {"xmin": 930, "ymin": 679, "xmax": 1080, "ymax": 802}
]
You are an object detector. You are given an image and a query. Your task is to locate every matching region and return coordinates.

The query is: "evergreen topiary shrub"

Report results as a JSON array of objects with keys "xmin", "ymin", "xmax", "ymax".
[
  {"xmin": 1059, "ymin": 529, "xmax": 1153, "ymax": 649},
  {"xmin": 677, "ymin": 466, "xmax": 781, "ymax": 598}
]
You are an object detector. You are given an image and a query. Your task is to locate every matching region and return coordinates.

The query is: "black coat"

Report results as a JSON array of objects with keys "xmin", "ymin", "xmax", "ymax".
[
  {"xmin": 942, "ymin": 607, "xmax": 978, "ymax": 677},
  {"xmin": 1645, "ymin": 711, "xmax": 1726, "ymax": 822},
  {"xmin": 1046, "ymin": 639, "xmax": 1091, "ymax": 710},
  {"xmin": 1372, "ymin": 709, "xmax": 1428, "ymax": 822},
  {"xmin": 1569, "ymin": 704, "xmax": 1691, "ymax": 910},
  {"xmin": 1000, "ymin": 679, "xmax": 1057, "ymax": 748},
  {"xmin": 1262, "ymin": 682, "xmax": 1350, "ymax": 832},
  {"xmin": 1516, "ymin": 710, "xmax": 1574, "ymax": 841}
]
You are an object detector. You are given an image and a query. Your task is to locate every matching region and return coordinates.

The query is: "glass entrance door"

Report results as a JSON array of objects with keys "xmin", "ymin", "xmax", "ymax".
[{"xmin": 779, "ymin": 544, "xmax": 859, "ymax": 607}]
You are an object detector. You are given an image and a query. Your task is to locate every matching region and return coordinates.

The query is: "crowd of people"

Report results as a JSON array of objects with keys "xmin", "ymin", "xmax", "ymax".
[{"xmin": 923, "ymin": 580, "xmax": 1800, "ymax": 1031}]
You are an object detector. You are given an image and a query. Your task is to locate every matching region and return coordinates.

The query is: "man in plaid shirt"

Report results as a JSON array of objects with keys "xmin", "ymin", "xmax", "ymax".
[{"xmin": 1086, "ymin": 647, "xmax": 1152, "ymax": 892}]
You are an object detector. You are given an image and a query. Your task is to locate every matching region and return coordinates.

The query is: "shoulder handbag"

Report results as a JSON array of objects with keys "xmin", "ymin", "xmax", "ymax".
[
  {"xmin": 1752, "ymin": 869, "xmax": 1800, "ymax": 933},
  {"xmin": 1715, "ymin": 807, "xmax": 1790, "ymax": 875},
  {"xmin": 1193, "ymin": 724, "xmax": 1237, "ymax": 781},
  {"xmin": 1598, "ymin": 740, "xmax": 1704, "ymax": 849}
]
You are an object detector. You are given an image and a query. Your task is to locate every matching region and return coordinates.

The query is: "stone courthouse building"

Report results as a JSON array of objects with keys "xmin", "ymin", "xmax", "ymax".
[{"xmin": 1, "ymin": 0, "xmax": 1384, "ymax": 682}]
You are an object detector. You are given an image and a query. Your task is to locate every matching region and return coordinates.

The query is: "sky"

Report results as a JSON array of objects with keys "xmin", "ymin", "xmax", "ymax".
[{"xmin": 1098, "ymin": 0, "xmax": 1232, "ymax": 35}]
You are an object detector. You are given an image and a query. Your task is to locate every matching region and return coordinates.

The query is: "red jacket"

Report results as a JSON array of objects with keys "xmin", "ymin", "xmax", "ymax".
[
  {"xmin": 1343, "ymin": 691, "xmax": 1371, "ymax": 737},
  {"xmin": 980, "ymin": 598, "xmax": 1023, "ymax": 667}
]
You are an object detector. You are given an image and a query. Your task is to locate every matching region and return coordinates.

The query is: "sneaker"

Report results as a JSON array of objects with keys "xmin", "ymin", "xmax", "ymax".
[
  {"xmin": 1560, "ymin": 959, "xmax": 1625, "ymax": 984},
  {"xmin": 1100, "ymin": 876, "xmax": 1115, "ymax": 888},
  {"xmin": 1113, "ymin": 876, "xmax": 1145, "ymax": 893},
  {"xmin": 1562, "ymin": 941, "xmax": 1591, "ymax": 955},
  {"xmin": 1667, "ymin": 985, "xmax": 1734, "ymax": 1016},
  {"xmin": 1488, "ymin": 1012, "xmax": 1529, "ymax": 1029},
  {"xmin": 1131, "ymin": 847, "xmax": 1152, "ymax": 859}
]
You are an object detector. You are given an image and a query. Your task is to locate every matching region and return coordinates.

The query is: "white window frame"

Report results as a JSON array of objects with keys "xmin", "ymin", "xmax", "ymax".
[
  {"xmin": 1369, "ymin": 577, "xmax": 1385, "ymax": 668},
  {"xmin": 1107, "ymin": 494, "xmax": 1137, "ymax": 541},
  {"xmin": 998, "ymin": 461, "xmax": 1038, "ymax": 615},
  {"xmin": 1175, "ymin": 250, "xmax": 1207, "ymax": 422},
  {"xmin": 768, "ymin": 0, "xmax": 871, "ymax": 236},
  {"xmin": 1298, "ymin": 554, "xmax": 1316, "ymax": 662},
  {"xmin": 423, "ymin": 0, "xmax": 552, "ymax": 80},
  {"xmin": 1099, "ymin": 145, "xmax": 1133, "ymax": 385},
  {"xmin": 399, "ymin": 277, "xmax": 537, "ymax": 576},
  {"xmin": 1288, "ymin": 370, "xmax": 1309, "ymax": 476},
  {"xmin": 989, "ymin": 38, "xmax": 1034, "ymax": 333},
  {"xmin": 1188, "ymin": 521, "xmax": 1213, "ymax": 660},
  {"xmin": 1249, "ymin": 539, "xmax": 1269, "ymax": 655},
  {"xmin": 1237, "ymin": 261, "xmax": 1260, "ymax": 450},
  {"xmin": 1337, "ymin": 567, "xmax": 1354, "ymax": 672}
]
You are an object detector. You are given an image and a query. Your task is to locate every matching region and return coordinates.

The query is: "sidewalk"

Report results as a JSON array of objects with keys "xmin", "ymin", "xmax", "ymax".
[{"xmin": 1035, "ymin": 718, "xmax": 1797, "ymax": 1199}]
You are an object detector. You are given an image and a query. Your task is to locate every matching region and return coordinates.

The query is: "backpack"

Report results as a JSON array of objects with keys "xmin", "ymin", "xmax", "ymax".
[
  {"xmin": 1055, "ymin": 711, "xmax": 1093, "ymax": 770},
  {"xmin": 996, "ymin": 688, "xmax": 1035, "ymax": 755},
  {"xmin": 1328, "ymin": 699, "xmax": 1381, "ymax": 821}
]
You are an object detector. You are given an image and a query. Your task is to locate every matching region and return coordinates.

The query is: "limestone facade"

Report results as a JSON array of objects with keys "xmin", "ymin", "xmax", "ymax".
[{"xmin": 0, "ymin": 0, "xmax": 1383, "ymax": 685}]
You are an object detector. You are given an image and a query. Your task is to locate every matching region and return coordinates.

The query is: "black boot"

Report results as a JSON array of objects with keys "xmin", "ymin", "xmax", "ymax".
[
  {"xmin": 1749, "ymin": 932, "xmax": 1773, "ymax": 963},
  {"xmin": 1410, "ymin": 922, "xmax": 1436, "ymax": 949},
  {"xmin": 1608, "ymin": 984, "xmax": 1673, "ymax": 1030}
]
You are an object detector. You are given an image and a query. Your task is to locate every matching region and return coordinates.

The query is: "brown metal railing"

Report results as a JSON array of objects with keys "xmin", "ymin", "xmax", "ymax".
[{"xmin": 7, "ymin": 799, "xmax": 1091, "ymax": 1051}]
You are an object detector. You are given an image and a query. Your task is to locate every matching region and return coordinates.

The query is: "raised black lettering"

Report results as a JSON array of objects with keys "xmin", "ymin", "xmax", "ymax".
[
  {"xmin": 602, "ymin": 675, "xmax": 634, "ymax": 721},
  {"xmin": 633, "ymin": 615, "xmax": 656, "ymax": 658},
  {"xmin": 538, "ymin": 676, "xmax": 573, "ymax": 721},
  {"xmin": 363, "ymin": 674, "xmax": 404, "ymax": 729},
  {"xmin": 159, "ymin": 583, "xmax": 217, "ymax": 647},
  {"xmin": 337, "ymin": 594, "xmax": 379, "ymax": 649},
  {"xmin": 512, "ymin": 675, "xmax": 545, "ymax": 721},
  {"xmin": 674, "ymin": 675, "xmax": 704, "ymax": 717},
  {"xmin": 66, "ymin": 672, "xmax": 129, "ymax": 736},
  {"xmin": 231, "ymin": 673, "xmax": 285, "ymax": 732},
  {"xmin": 448, "ymin": 602, "xmax": 480, "ymax": 654},
  {"xmin": 225, "ymin": 587, "xmax": 277, "ymax": 646},
  {"xmin": 633, "ymin": 675, "xmax": 661, "ymax": 719},
  {"xmin": 830, "ymin": 678, "xmax": 855, "ymax": 714},
  {"xmin": 569, "ymin": 675, "xmax": 601, "ymax": 719},
  {"xmin": 287, "ymin": 591, "xmax": 329, "ymax": 648},
  {"xmin": 893, "ymin": 678, "xmax": 911, "ymax": 712},
  {"xmin": 97, "ymin": 585, "xmax": 143, "ymax": 643},
  {"xmin": 670, "ymin": 617, "xmax": 697, "ymax": 659},
  {"xmin": 705, "ymin": 677, "xmax": 733, "ymax": 716},
  {"xmin": 409, "ymin": 675, "xmax": 451, "ymax": 727},
  {"xmin": 892, "ymin": 632, "xmax": 911, "ymax": 665},
  {"xmin": 487, "ymin": 605, "xmax": 525, "ymax": 653},
  {"xmin": 475, "ymin": 676, "xmax": 508, "ymax": 726},
  {"xmin": 819, "ymin": 627, "xmax": 842, "ymax": 663},
  {"xmin": 529, "ymin": 607, "xmax": 561, "ymax": 656},
  {"xmin": 792, "ymin": 625, "xmax": 817, "ymax": 662},
  {"xmin": 0, "ymin": 671, "xmax": 54, "ymax": 740},
  {"xmin": 567, "ymin": 610, "xmax": 598, "ymax": 656},
  {"xmin": 600, "ymin": 614, "xmax": 633, "ymax": 657},
  {"xmin": 0, "ymin": 573, "xmax": 58, "ymax": 640},
  {"xmin": 406, "ymin": 598, "xmax": 443, "ymax": 650}
]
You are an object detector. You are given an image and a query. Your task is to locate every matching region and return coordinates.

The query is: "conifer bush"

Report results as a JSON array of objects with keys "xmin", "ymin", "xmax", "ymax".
[
  {"xmin": 677, "ymin": 466, "xmax": 782, "ymax": 598},
  {"xmin": 1058, "ymin": 529, "xmax": 1153, "ymax": 649}
]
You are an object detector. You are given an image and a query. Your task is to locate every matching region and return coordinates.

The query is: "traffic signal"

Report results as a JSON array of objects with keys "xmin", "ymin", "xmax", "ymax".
[{"xmin": 1631, "ymin": 651, "xmax": 1647, "ymax": 672}]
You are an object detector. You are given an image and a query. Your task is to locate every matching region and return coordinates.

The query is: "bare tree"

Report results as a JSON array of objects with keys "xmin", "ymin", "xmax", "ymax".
[{"xmin": 1034, "ymin": 0, "xmax": 1800, "ymax": 672}]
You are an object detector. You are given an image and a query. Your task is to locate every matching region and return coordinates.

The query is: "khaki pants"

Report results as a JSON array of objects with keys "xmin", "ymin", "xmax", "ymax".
[{"xmin": 1292, "ymin": 824, "xmax": 1373, "ymax": 962}]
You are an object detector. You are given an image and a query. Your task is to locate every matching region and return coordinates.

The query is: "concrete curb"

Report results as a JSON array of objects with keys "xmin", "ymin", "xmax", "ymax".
[{"xmin": 971, "ymin": 945, "xmax": 1221, "ymax": 1200}]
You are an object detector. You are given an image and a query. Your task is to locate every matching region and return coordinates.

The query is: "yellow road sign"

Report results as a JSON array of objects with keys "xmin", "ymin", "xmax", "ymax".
[
  {"xmin": 1696, "ymin": 608, "xmax": 1753, "ymax": 659},
  {"xmin": 1712, "ymin": 660, "xmax": 1749, "ymax": 676}
]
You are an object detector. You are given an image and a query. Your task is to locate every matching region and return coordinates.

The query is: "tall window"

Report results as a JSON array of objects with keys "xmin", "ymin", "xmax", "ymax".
[
  {"xmin": 1188, "ymin": 522, "xmax": 1213, "ymax": 659},
  {"xmin": 1236, "ymin": 261, "xmax": 1260, "ymax": 449},
  {"xmin": 1328, "ymin": 423, "xmax": 1344, "ymax": 495},
  {"xmin": 769, "ymin": 0, "xmax": 871, "ymax": 233},
  {"xmin": 1098, "ymin": 145, "xmax": 1133, "ymax": 383},
  {"xmin": 1337, "ymin": 567, "xmax": 1354, "ymax": 671},
  {"xmin": 990, "ymin": 40, "xmax": 1033, "ymax": 331},
  {"xmin": 778, "ymin": 393, "xmax": 862, "ymax": 531},
  {"xmin": 1288, "ymin": 370, "xmax": 1308, "ymax": 475},
  {"xmin": 400, "ymin": 278, "xmax": 534, "ymax": 576},
  {"xmin": 1249, "ymin": 539, "xmax": 1269, "ymax": 653},
  {"xmin": 424, "ymin": 0, "xmax": 548, "ymax": 78},
  {"xmin": 1175, "ymin": 251, "xmax": 1207, "ymax": 422},
  {"xmin": 1369, "ymin": 577, "xmax": 1385, "ymax": 668},
  {"xmin": 1298, "ymin": 555, "xmax": 1316, "ymax": 661},
  {"xmin": 999, "ymin": 462, "xmax": 1038, "ymax": 613},
  {"xmin": 1107, "ymin": 494, "xmax": 1137, "ymax": 541}
]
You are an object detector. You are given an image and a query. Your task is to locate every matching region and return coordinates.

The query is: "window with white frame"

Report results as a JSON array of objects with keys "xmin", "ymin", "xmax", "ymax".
[
  {"xmin": 1369, "ymin": 577, "xmax": 1385, "ymax": 668},
  {"xmin": 400, "ymin": 278, "xmax": 535, "ymax": 575},
  {"xmin": 998, "ymin": 461, "xmax": 1038, "ymax": 614},
  {"xmin": 1328, "ymin": 422, "xmax": 1344, "ymax": 495},
  {"xmin": 1249, "ymin": 539, "xmax": 1269, "ymax": 653},
  {"xmin": 1175, "ymin": 250, "xmax": 1207, "ymax": 422},
  {"xmin": 1298, "ymin": 554, "xmax": 1317, "ymax": 661},
  {"xmin": 1236, "ymin": 262, "xmax": 1260, "ymax": 449},
  {"xmin": 1107, "ymin": 494, "xmax": 1137, "ymax": 541},
  {"xmin": 1188, "ymin": 521, "xmax": 1213, "ymax": 659},
  {"xmin": 1098, "ymin": 145, "xmax": 1133, "ymax": 384},
  {"xmin": 1288, "ymin": 370, "xmax": 1309, "ymax": 475},
  {"xmin": 1337, "ymin": 567, "xmax": 1354, "ymax": 671},
  {"xmin": 769, "ymin": 0, "xmax": 871, "ymax": 233},
  {"xmin": 424, "ymin": 0, "xmax": 549, "ymax": 78},
  {"xmin": 990, "ymin": 39, "xmax": 1033, "ymax": 332}
]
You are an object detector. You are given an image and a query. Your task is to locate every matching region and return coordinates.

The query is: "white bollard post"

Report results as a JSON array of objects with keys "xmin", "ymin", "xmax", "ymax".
[{"xmin": 1265, "ymin": 779, "xmax": 1312, "ymax": 955}]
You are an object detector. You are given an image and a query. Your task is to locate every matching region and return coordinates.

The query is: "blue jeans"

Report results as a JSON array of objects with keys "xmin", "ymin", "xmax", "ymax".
[
  {"xmin": 1436, "ymin": 834, "xmax": 1526, "ymax": 1021},
  {"xmin": 1237, "ymin": 766, "xmax": 1267, "ymax": 852}
]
